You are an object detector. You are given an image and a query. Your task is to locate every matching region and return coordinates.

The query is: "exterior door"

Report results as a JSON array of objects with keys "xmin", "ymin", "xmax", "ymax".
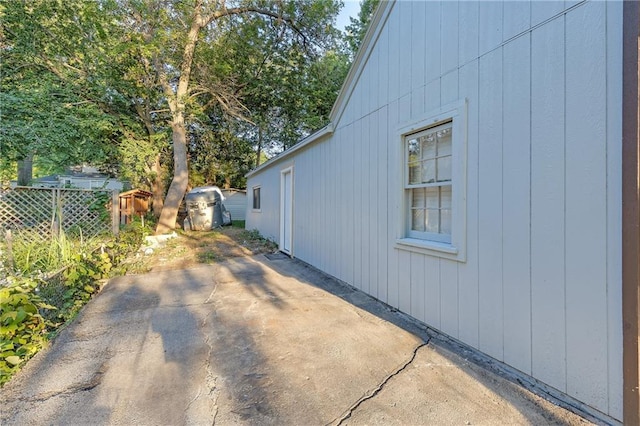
[{"xmin": 280, "ymin": 167, "xmax": 293, "ymax": 255}]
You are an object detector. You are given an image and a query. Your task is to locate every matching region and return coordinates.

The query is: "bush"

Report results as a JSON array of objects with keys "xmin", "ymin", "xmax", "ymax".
[
  {"xmin": 0, "ymin": 220, "xmax": 148, "ymax": 386},
  {"xmin": 0, "ymin": 276, "xmax": 55, "ymax": 385}
]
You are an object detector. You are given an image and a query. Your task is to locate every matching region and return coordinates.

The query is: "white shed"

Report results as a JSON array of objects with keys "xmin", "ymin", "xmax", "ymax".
[
  {"xmin": 221, "ymin": 188, "xmax": 247, "ymax": 221},
  {"xmin": 246, "ymin": 2, "xmax": 639, "ymax": 424}
]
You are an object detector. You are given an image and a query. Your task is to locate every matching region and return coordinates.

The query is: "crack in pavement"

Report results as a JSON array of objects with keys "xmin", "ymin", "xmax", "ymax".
[
  {"xmin": 204, "ymin": 282, "xmax": 219, "ymax": 305},
  {"xmin": 328, "ymin": 340, "xmax": 430, "ymax": 426},
  {"xmin": 183, "ymin": 310, "xmax": 220, "ymax": 425}
]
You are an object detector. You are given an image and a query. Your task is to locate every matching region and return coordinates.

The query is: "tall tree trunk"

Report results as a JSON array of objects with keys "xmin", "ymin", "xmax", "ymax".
[
  {"xmin": 151, "ymin": 153, "xmax": 164, "ymax": 218},
  {"xmin": 17, "ymin": 153, "xmax": 33, "ymax": 186},
  {"xmin": 153, "ymin": 4, "xmax": 204, "ymax": 234},
  {"xmin": 136, "ymin": 99, "xmax": 165, "ymax": 218},
  {"xmin": 155, "ymin": 114, "xmax": 189, "ymax": 234}
]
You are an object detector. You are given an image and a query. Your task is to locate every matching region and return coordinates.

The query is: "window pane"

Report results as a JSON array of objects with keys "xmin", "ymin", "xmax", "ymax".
[
  {"xmin": 425, "ymin": 208, "xmax": 440, "ymax": 233},
  {"xmin": 253, "ymin": 188, "xmax": 261, "ymax": 209},
  {"xmin": 437, "ymin": 128, "xmax": 452, "ymax": 156},
  {"xmin": 412, "ymin": 209, "xmax": 425, "ymax": 232},
  {"xmin": 422, "ymin": 133, "xmax": 436, "ymax": 159},
  {"xmin": 425, "ymin": 187, "xmax": 439, "ymax": 208},
  {"xmin": 405, "ymin": 121, "xmax": 455, "ymax": 241},
  {"xmin": 408, "ymin": 137, "xmax": 420, "ymax": 161},
  {"xmin": 409, "ymin": 163, "xmax": 421, "ymax": 184},
  {"xmin": 440, "ymin": 185, "xmax": 452, "ymax": 209},
  {"xmin": 412, "ymin": 188, "xmax": 425, "ymax": 208},
  {"xmin": 440, "ymin": 209, "xmax": 452, "ymax": 235},
  {"xmin": 422, "ymin": 159, "xmax": 436, "ymax": 183},
  {"xmin": 437, "ymin": 156, "xmax": 451, "ymax": 182}
]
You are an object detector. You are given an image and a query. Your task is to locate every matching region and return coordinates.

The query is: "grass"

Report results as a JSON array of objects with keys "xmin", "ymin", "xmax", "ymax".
[{"xmin": 5, "ymin": 229, "xmax": 96, "ymax": 276}]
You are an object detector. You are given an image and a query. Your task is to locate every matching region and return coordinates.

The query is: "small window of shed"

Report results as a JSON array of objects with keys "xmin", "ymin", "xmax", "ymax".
[{"xmin": 252, "ymin": 186, "xmax": 261, "ymax": 211}]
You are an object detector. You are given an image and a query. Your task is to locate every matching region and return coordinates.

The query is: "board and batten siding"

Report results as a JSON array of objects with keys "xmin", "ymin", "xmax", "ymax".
[{"xmin": 246, "ymin": 1, "xmax": 623, "ymax": 421}]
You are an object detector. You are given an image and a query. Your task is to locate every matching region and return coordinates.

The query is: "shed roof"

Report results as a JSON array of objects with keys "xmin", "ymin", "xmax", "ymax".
[{"xmin": 119, "ymin": 189, "xmax": 153, "ymax": 198}]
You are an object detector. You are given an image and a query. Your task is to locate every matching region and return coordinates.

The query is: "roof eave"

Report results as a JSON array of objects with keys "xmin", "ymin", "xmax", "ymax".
[{"xmin": 246, "ymin": 123, "xmax": 334, "ymax": 178}]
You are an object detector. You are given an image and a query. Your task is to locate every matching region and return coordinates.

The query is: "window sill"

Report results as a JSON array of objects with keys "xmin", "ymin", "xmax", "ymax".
[
  {"xmin": 395, "ymin": 238, "xmax": 465, "ymax": 262},
  {"xmin": 252, "ymin": 209, "xmax": 262, "ymax": 213}
]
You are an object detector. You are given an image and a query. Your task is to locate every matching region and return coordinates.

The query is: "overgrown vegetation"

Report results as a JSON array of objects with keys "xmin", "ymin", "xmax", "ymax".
[{"xmin": 0, "ymin": 220, "xmax": 150, "ymax": 386}]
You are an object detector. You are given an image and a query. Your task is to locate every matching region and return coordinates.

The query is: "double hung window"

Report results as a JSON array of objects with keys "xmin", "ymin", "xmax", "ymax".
[
  {"xmin": 406, "ymin": 122, "xmax": 453, "ymax": 243},
  {"xmin": 396, "ymin": 100, "xmax": 466, "ymax": 261}
]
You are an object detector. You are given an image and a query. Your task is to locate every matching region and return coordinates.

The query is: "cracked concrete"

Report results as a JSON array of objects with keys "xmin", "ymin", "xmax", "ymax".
[
  {"xmin": 1, "ymin": 255, "xmax": 591, "ymax": 425},
  {"xmin": 332, "ymin": 342, "xmax": 430, "ymax": 426}
]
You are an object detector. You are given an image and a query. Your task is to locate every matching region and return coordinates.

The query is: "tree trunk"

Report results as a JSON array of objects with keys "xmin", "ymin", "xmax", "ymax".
[
  {"xmin": 153, "ymin": 5, "xmax": 204, "ymax": 234},
  {"xmin": 151, "ymin": 153, "xmax": 164, "ymax": 218},
  {"xmin": 155, "ymin": 114, "xmax": 189, "ymax": 234},
  {"xmin": 17, "ymin": 153, "xmax": 34, "ymax": 186}
]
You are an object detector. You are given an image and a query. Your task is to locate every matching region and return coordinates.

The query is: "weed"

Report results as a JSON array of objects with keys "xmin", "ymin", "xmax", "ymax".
[
  {"xmin": 0, "ymin": 220, "xmax": 147, "ymax": 386},
  {"xmin": 197, "ymin": 250, "xmax": 220, "ymax": 263}
]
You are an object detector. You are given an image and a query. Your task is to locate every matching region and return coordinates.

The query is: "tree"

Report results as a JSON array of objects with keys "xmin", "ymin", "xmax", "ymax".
[
  {"xmin": 117, "ymin": 0, "xmax": 342, "ymax": 234},
  {"xmin": 201, "ymin": 10, "xmax": 348, "ymax": 165},
  {"xmin": 1, "ymin": 0, "xmax": 344, "ymax": 232},
  {"xmin": 343, "ymin": 0, "xmax": 380, "ymax": 59},
  {"xmin": 0, "ymin": 1, "xmax": 123, "ymax": 183}
]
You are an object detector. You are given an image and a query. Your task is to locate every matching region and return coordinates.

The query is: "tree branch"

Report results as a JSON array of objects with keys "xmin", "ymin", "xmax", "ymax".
[{"xmin": 205, "ymin": 6, "xmax": 308, "ymax": 46}]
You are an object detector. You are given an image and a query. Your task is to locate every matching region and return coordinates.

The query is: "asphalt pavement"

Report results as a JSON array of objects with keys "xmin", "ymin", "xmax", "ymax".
[{"xmin": 0, "ymin": 255, "xmax": 591, "ymax": 425}]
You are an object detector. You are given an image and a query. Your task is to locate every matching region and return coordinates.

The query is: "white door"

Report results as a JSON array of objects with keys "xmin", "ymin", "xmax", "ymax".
[{"xmin": 280, "ymin": 167, "xmax": 293, "ymax": 255}]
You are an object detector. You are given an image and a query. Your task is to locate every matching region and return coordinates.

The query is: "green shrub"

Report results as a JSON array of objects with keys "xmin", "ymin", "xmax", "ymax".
[
  {"xmin": 0, "ymin": 220, "xmax": 148, "ymax": 386},
  {"xmin": 0, "ymin": 276, "xmax": 55, "ymax": 385}
]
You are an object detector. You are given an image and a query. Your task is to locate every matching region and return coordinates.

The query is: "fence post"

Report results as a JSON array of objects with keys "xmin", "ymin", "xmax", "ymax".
[
  {"xmin": 112, "ymin": 190, "xmax": 119, "ymax": 236},
  {"xmin": 51, "ymin": 188, "xmax": 61, "ymax": 236}
]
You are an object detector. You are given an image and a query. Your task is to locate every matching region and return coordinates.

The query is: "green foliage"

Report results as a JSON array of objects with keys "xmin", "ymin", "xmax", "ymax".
[
  {"xmin": 0, "ymin": 0, "xmax": 147, "ymax": 181},
  {"xmin": 231, "ymin": 220, "xmax": 246, "ymax": 229},
  {"xmin": 1, "ymin": 0, "xmax": 346, "ymax": 225},
  {"xmin": 343, "ymin": 0, "xmax": 380, "ymax": 59},
  {"xmin": 86, "ymin": 190, "xmax": 112, "ymax": 225},
  {"xmin": 0, "ymin": 221, "xmax": 147, "ymax": 386},
  {"xmin": 241, "ymin": 229, "xmax": 277, "ymax": 252},
  {"xmin": 196, "ymin": 251, "xmax": 220, "ymax": 263},
  {"xmin": 9, "ymin": 230, "xmax": 80, "ymax": 275},
  {"xmin": 58, "ymin": 251, "xmax": 111, "ymax": 321},
  {"xmin": 0, "ymin": 276, "xmax": 55, "ymax": 386}
]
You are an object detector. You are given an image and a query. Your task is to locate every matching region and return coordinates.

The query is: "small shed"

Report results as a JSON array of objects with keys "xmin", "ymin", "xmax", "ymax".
[
  {"xmin": 221, "ymin": 189, "xmax": 247, "ymax": 221},
  {"xmin": 119, "ymin": 189, "xmax": 152, "ymax": 225}
]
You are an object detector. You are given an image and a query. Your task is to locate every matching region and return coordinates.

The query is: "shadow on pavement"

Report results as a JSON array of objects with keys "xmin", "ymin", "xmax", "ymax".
[{"xmin": 255, "ymin": 255, "xmax": 589, "ymax": 426}]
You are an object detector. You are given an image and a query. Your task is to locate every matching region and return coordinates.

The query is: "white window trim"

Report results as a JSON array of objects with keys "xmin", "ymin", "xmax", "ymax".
[
  {"xmin": 395, "ymin": 99, "xmax": 467, "ymax": 262},
  {"xmin": 252, "ymin": 185, "xmax": 262, "ymax": 212}
]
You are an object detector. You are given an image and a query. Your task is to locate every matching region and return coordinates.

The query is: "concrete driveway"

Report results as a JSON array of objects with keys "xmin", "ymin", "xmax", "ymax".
[{"xmin": 1, "ymin": 255, "xmax": 589, "ymax": 425}]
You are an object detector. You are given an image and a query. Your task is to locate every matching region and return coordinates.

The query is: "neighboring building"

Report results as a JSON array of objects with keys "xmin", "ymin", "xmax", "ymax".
[
  {"xmin": 221, "ymin": 189, "xmax": 247, "ymax": 221},
  {"xmin": 246, "ymin": 1, "xmax": 639, "ymax": 424},
  {"xmin": 19, "ymin": 166, "xmax": 127, "ymax": 191}
]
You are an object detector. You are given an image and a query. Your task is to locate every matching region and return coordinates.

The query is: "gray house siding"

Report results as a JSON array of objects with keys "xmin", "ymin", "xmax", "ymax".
[{"xmin": 246, "ymin": 1, "xmax": 624, "ymax": 422}]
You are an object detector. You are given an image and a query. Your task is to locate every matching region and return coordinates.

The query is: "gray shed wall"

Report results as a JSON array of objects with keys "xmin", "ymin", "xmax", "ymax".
[{"xmin": 246, "ymin": 1, "xmax": 623, "ymax": 421}]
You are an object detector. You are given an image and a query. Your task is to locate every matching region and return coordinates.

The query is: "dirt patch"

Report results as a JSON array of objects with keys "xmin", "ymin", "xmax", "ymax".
[{"xmin": 122, "ymin": 226, "xmax": 278, "ymax": 274}]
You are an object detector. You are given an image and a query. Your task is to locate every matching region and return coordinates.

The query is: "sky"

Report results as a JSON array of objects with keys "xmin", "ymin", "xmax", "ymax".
[{"xmin": 335, "ymin": 0, "xmax": 361, "ymax": 31}]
